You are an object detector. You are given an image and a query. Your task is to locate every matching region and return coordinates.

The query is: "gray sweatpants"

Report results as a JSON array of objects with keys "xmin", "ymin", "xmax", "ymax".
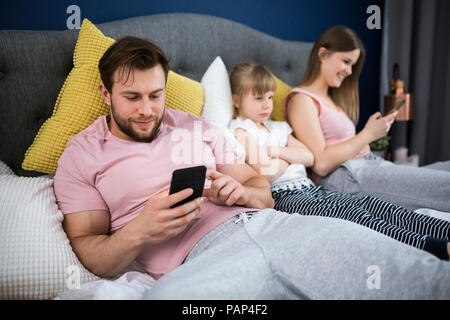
[
  {"xmin": 143, "ymin": 209, "xmax": 450, "ymax": 300},
  {"xmin": 320, "ymin": 156, "xmax": 450, "ymax": 212},
  {"xmin": 422, "ymin": 161, "xmax": 450, "ymax": 172}
]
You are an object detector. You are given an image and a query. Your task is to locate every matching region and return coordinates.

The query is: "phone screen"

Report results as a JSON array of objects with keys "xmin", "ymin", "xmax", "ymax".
[
  {"xmin": 169, "ymin": 165, "xmax": 207, "ymax": 208},
  {"xmin": 388, "ymin": 99, "xmax": 405, "ymax": 115}
]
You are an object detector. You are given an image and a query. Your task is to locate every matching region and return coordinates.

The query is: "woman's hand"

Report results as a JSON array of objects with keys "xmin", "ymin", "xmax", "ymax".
[{"xmin": 363, "ymin": 111, "xmax": 398, "ymax": 142}]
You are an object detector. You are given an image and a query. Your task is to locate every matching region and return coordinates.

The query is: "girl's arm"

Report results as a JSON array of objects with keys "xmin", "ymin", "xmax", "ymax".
[
  {"xmin": 234, "ymin": 128, "xmax": 289, "ymax": 183},
  {"xmin": 268, "ymin": 134, "xmax": 314, "ymax": 167},
  {"xmin": 286, "ymin": 93, "xmax": 397, "ymax": 177}
]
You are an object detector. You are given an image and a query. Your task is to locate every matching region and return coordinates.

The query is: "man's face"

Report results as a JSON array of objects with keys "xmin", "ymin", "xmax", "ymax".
[{"xmin": 100, "ymin": 64, "xmax": 166, "ymax": 142}]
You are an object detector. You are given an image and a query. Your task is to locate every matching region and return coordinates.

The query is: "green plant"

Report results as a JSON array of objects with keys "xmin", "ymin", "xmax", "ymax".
[{"xmin": 369, "ymin": 136, "xmax": 390, "ymax": 151}]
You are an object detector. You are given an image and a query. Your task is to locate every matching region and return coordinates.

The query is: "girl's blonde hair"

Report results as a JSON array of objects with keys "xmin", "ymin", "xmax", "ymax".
[
  {"xmin": 229, "ymin": 62, "xmax": 277, "ymax": 118},
  {"xmin": 300, "ymin": 26, "xmax": 365, "ymax": 124}
]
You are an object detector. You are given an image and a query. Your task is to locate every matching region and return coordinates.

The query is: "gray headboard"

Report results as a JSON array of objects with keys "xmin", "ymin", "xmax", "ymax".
[{"xmin": 0, "ymin": 13, "xmax": 313, "ymax": 176}]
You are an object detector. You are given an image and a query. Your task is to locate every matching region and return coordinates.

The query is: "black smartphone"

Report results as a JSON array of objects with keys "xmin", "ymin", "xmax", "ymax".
[
  {"xmin": 387, "ymin": 99, "xmax": 405, "ymax": 115},
  {"xmin": 169, "ymin": 165, "xmax": 207, "ymax": 208}
]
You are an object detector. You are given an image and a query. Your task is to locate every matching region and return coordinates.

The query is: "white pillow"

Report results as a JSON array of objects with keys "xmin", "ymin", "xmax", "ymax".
[
  {"xmin": 201, "ymin": 56, "xmax": 246, "ymax": 161},
  {"xmin": 200, "ymin": 56, "xmax": 233, "ymax": 128},
  {"xmin": 0, "ymin": 161, "xmax": 100, "ymax": 299},
  {"xmin": 0, "ymin": 161, "xmax": 14, "ymax": 175}
]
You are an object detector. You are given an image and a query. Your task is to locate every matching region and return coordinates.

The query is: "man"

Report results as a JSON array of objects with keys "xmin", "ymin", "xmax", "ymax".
[
  {"xmin": 54, "ymin": 36, "xmax": 273, "ymax": 280},
  {"xmin": 54, "ymin": 36, "xmax": 450, "ymax": 299}
]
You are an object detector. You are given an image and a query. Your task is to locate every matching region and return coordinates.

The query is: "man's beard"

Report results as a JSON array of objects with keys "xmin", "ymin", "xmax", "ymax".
[{"xmin": 110, "ymin": 102, "xmax": 164, "ymax": 143}]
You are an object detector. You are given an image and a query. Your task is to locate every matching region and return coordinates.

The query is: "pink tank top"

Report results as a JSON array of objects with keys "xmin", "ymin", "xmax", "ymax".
[{"xmin": 284, "ymin": 87, "xmax": 369, "ymax": 158}]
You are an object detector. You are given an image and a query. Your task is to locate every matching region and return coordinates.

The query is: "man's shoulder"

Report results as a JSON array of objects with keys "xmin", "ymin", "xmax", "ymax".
[
  {"xmin": 165, "ymin": 107, "xmax": 203, "ymax": 121},
  {"xmin": 56, "ymin": 116, "xmax": 108, "ymax": 177},
  {"xmin": 165, "ymin": 108, "xmax": 211, "ymax": 130},
  {"xmin": 64, "ymin": 116, "xmax": 107, "ymax": 153}
]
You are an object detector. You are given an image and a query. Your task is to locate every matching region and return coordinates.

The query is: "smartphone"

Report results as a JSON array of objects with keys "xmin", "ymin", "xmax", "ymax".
[
  {"xmin": 387, "ymin": 99, "xmax": 406, "ymax": 115},
  {"xmin": 169, "ymin": 165, "xmax": 207, "ymax": 208}
]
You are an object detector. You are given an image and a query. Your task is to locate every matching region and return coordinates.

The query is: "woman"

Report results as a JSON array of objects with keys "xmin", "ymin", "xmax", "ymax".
[
  {"xmin": 227, "ymin": 61, "xmax": 450, "ymax": 260},
  {"xmin": 285, "ymin": 25, "xmax": 450, "ymax": 212}
]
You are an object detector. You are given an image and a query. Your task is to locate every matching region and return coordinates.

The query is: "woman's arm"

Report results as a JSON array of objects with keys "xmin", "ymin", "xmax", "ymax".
[
  {"xmin": 234, "ymin": 128, "xmax": 289, "ymax": 183},
  {"xmin": 268, "ymin": 134, "xmax": 314, "ymax": 167},
  {"xmin": 286, "ymin": 93, "xmax": 396, "ymax": 177}
]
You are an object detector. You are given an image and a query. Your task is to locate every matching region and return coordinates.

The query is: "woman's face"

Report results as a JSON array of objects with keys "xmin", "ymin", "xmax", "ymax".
[{"xmin": 319, "ymin": 48, "xmax": 360, "ymax": 88}]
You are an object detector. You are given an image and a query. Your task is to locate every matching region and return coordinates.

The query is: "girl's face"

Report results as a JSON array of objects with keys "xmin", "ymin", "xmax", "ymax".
[
  {"xmin": 233, "ymin": 90, "xmax": 274, "ymax": 124},
  {"xmin": 319, "ymin": 48, "xmax": 360, "ymax": 88}
]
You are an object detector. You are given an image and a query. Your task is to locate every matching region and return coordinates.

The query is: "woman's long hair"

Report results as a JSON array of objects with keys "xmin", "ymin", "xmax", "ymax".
[{"xmin": 299, "ymin": 26, "xmax": 365, "ymax": 124}]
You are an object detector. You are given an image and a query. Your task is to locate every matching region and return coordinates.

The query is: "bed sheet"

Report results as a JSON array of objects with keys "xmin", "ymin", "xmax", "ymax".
[{"xmin": 54, "ymin": 271, "xmax": 156, "ymax": 300}]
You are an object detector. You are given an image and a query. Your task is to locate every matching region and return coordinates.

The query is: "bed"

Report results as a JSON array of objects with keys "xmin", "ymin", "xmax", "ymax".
[
  {"xmin": 0, "ymin": 13, "xmax": 449, "ymax": 300},
  {"xmin": 0, "ymin": 12, "xmax": 314, "ymax": 300}
]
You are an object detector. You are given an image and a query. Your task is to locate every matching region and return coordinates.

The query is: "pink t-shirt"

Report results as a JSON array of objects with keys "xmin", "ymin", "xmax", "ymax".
[
  {"xmin": 284, "ymin": 87, "xmax": 369, "ymax": 158},
  {"xmin": 54, "ymin": 108, "xmax": 250, "ymax": 279}
]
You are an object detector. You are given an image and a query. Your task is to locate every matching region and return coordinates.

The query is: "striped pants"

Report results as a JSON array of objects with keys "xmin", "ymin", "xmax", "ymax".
[{"xmin": 272, "ymin": 180, "xmax": 450, "ymax": 259}]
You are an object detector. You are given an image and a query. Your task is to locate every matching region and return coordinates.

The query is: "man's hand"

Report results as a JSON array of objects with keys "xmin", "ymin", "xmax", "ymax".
[
  {"xmin": 125, "ymin": 188, "xmax": 204, "ymax": 245},
  {"xmin": 202, "ymin": 168, "xmax": 249, "ymax": 207}
]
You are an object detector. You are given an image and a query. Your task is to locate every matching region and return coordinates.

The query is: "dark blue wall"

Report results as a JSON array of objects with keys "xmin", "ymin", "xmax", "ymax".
[{"xmin": 0, "ymin": 0, "xmax": 384, "ymax": 130}]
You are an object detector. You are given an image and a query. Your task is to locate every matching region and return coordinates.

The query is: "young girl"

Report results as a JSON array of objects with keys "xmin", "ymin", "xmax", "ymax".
[
  {"xmin": 228, "ymin": 61, "xmax": 450, "ymax": 261},
  {"xmin": 284, "ymin": 25, "xmax": 450, "ymax": 212}
]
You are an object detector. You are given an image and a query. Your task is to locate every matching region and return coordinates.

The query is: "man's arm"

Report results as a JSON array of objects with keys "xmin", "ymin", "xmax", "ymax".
[
  {"xmin": 62, "ymin": 209, "xmax": 143, "ymax": 278},
  {"xmin": 62, "ymin": 188, "xmax": 203, "ymax": 278},
  {"xmin": 204, "ymin": 164, "xmax": 274, "ymax": 210}
]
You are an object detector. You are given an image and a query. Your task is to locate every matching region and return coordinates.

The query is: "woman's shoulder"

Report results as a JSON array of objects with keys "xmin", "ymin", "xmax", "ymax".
[
  {"xmin": 289, "ymin": 86, "xmax": 321, "ymax": 103},
  {"xmin": 286, "ymin": 87, "xmax": 321, "ymax": 114}
]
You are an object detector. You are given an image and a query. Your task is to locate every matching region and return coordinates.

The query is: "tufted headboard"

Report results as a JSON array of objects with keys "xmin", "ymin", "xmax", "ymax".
[{"xmin": 0, "ymin": 13, "xmax": 313, "ymax": 176}]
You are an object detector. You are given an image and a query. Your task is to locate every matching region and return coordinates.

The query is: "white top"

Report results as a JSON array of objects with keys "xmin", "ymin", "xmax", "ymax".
[{"xmin": 229, "ymin": 117, "xmax": 308, "ymax": 185}]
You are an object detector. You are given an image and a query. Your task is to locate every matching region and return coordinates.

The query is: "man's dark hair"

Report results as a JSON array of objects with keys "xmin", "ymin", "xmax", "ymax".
[{"xmin": 99, "ymin": 36, "xmax": 170, "ymax": 92}]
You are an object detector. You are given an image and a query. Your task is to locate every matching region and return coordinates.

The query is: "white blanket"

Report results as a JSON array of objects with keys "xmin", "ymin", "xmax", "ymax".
[{"xmin": 54, "ymin": 271, "xmax": 156, "ymax": 300}]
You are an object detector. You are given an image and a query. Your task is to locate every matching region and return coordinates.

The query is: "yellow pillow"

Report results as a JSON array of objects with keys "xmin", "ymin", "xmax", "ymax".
[
  {"xmin": 271, "ymin": 75, "xmax": 293, "ymax": 122},
  {"xmin": 165, "ymin": 71, "xmax": 204, "ymax": 115},
  {"xmin": 22, "ymin": 19, "xmax": 204, "ymax": 174}
]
